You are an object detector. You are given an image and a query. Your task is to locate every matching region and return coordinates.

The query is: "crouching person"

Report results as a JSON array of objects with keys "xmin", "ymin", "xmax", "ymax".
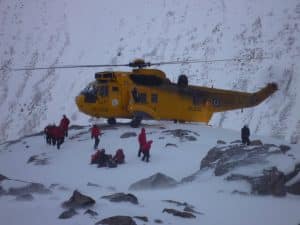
[
  {"xmin": 98, "ymin": 149, "xmax": 109, "ymax": 167},
  {"xmin": 113, "ymin": 149, "xmax": 125, "ymax": 164},
  {"xmin": 91, "ymin": 150, "xmax": 101, "ymax": 164}
]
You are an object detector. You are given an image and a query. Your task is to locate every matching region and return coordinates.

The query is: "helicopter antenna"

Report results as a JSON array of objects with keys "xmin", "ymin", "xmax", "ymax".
[{"xmin": 1, "ymin": 54, "xmax": 278, "ymax": 71}]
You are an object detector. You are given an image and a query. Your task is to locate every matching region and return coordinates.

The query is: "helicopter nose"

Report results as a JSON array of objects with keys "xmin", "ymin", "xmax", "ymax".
[{"xmin": 75, "ymin": 95, "xmax": 85, "ymax": 110}]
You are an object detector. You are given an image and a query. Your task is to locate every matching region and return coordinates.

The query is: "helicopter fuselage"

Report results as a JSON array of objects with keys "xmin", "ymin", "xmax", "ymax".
[{"xmin": 75, "ymin": 68, "xmax": 278, "ymax": 126}]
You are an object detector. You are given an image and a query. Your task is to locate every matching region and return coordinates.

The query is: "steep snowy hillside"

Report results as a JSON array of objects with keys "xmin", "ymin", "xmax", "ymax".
[{"xmin": 0, "ymin": 0, "xmax": 300, "ymax": 142}]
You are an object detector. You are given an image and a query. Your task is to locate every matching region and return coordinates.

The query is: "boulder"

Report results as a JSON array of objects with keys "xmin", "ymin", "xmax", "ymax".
[
  {"xmin": 59, "ymin": 208, "xmax": 78, "ymax": 219},
  {"xmin": 95, "ymin": 216, "xmax": 137, "ymax": 225},
  {"xmin": 162, "ymin": 208, "xmax": 196, "ymax": 218},
  {"xmin": 129, "ymin": 173, "xmax": 177, "ymax": 190},
  {"xmin": 62, "ymin": 190, "xmax": 96, "ymax": 208},
  {"xmin": 102, "ymin": 192, "xmax": 138, "ymax": 204},
  {"xmin": 279, "ymin": 145, "xmax": 291, "ymax": 153},
  {"xmin": 250, "ymin": 139, "xmax": 263, "ymax": 145},
  {"xmin": 217, "ymin": 140, "xmax": 226, "ymax": 144},
  {"xmin": 154, "ymin": 219, "xmax": 163, "ymax": 223}
]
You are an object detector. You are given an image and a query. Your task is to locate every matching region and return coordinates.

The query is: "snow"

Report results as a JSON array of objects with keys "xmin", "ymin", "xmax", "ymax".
[{"xmin": 0, "ymin": 121, "xmax": 300, "ymax": 225}]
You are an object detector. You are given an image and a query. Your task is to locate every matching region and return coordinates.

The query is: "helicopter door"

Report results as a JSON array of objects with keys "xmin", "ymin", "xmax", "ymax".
[
  {"xmin": 97, "ymin": 85, "xmax": 109, "ymax": 107},
  {"xmin": 110, "ymin": 85, "xmax": 122, "ymax": 111}
]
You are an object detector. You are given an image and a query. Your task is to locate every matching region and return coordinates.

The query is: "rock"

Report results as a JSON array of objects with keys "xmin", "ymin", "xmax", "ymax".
[
  {"xmin": 250, "ymin": 139, "xmax": 263, "ymax": 145},
  {"xmin": 84, "ymin": 209, "xmax": 98, "ymax": 217},
  {"xmin": 286, "ymin": 180, "xmax": 300, "ymax": 195},
  {"xmin": 165, "ymin": 143, "xmax": 177, "ymax": 148},
  {"xmin": 27, "ymin": 155, "xmax": 49, "ymax": 165},
  {"xmin": 102, "ymin": 192, "xmax": 138, "ymax": 204},
  {"xmin": 59, "ymin": 208, "xmax": 78, "ymax": 219},
  {"xmin": 133, "ymin": 216, "xmax": 148, "ymax": 222},
  {"xmin": 15, "ymin": 193, "xmax": 34, "ymax": 201},
  {"xmin": 162, "ymin": 208, "xmax": 196, "ymax": 218},
  {"xmin": 87, "ymin": 182, "xmax": 102, "ymax": 188},
  {"xmin": 8, "ymin": 183, "xmax": 52, "ymax": 196},
  {"xmin": 0, "ymin": 174, "xmax": 8, "ymax": 182},
  {"xmin": 226, "ymin": 167, "xmax": 287, "ymax": 197},
  {"xmin": 279, "ymin": 145, "xmax": 291, "ymax": 153},
  {"xmin": 95, "ymin": 215, "xmax": 137, "ymax": 225},
  {"xmin": 120, "ymin": 132, "xmax": 136, "ymax": 138},
  {"xmin": 217, "ymin": 140, "xmax": 226, "ymax": 144},
  {"xmin": 0, "ymin": 186, "xmax": 6, "ymax": 195},
  {"xmin": 154, "ymin": 219, "xmax": 163, "ymax": 223},
  {"xmin": 161, "ymin": 129, "xmax": 199, "ymax": 142},
  {"xmin": 201, "ymin": 143, "xmax": 288, "ymax": 176},
  {"xmin": 183, "ymin": 206, "xmax": 204, "ymax": 215},
  {"xmin": 62, "ymin": 190, "xmax": 96, "ymax": 208},
  {"xmin": 231, "ymin": 190, "xmax": 249, "ymax": 195},
  {"xmin": 129, "ymin": 173, "xmax": 178, "ymax": 190}
]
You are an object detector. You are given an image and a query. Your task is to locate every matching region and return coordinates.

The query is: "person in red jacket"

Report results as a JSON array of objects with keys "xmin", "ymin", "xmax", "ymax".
[
  {"xmin": 53, "ymin": 125, "xmax": 64, "ymax": 150},
  {"xmin": 138, "ymin": 127, "xmax": 147, "ymax": 157},
  {"xmin": 113, "ymin": 149, "xmax": 125, "ymax": 164},
  {"xmin": 142, "ymin": 140, "xmax": 153, "ymax": 162},
  {"xmin": 59, "ymin": 115, "xmax": 70, "ymax": 137},
  {"xmin": 91, "ymin": 124, "xmax": 101, "ymax": 150}
]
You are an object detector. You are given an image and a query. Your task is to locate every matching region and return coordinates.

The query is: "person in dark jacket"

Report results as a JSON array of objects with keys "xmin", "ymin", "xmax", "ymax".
[
  {"xmin": 44, "ymin": 124, "xmax": 54, "ymax": 145},
  {"xmin": 98, "ymin": 149, "xmax": 109, "ymax": 167},
  {"xmin": 91, "ymin": 124, "xmax": 101, "ymax": 149},
  {"xmin": 241, "ymin": 125, "xmax": 250, "ymax": 145},
  {"xmin": 142, "ymin": 140, "xmax": 153, "ymax": 162},
  {"xmin": 138, "ymin": 127, "xmax": 147, "ymax": 157},
  {"xmin": 59, "ymin": 115, "xmax": 70, "ymax": 137}
]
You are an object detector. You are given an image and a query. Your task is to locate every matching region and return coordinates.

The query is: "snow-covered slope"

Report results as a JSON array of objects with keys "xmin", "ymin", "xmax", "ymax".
[
  {"xmin": 0, "ymin": 122, "xmax": 299, "ymax": 225},
  {"xmin": 0, "ymin": 0, "xmax": 300, "ymax": 142}
]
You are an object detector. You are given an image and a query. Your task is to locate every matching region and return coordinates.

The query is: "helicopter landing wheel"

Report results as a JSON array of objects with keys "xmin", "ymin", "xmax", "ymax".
[
  {"xmin": 107, "ymin": 117, "xmax": 116, "ymax": 125},
  {"xmin": 130, "ymin": 117, "xmax": 141, "ymax": 128}
]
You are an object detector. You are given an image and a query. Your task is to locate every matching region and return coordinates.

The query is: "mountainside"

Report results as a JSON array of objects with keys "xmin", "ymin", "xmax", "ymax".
[{"xmin": 1, "ymin": 0, "xmax": 300, "ymax": 142}]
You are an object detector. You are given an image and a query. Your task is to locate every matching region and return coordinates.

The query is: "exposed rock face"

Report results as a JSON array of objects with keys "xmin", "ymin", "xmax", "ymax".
[
  {"xmin": 286, "ymin": 180, "xmax": 300, "ymax": 195},
  {"xmin": 0, "ymin": 174, "xmax": 8, "ymax": 182},
  {"xmin": 59, "ymin": 208, "xmax": 78, "ymax": 219},
  {"xmin": 8, "ymin": 183, "xmax": 52, "ymax": 196},
  {"xmin": 102, "ymin": 192, "xmax": 138, "ymax": 204},
  {"xmin": 162, "ymin": 208, "xmax": 196, "ymax": 218},
  {"xmin": 62, "ymin": 190, "xmax": 96, "ymax": 208},
  {"xmin": 27, "ymin": 154, "xmax": 49, "ymax": 165},
  {"xmin": 129, "ymin": 173, "xmax": 178, "ymax": 190},
  {"xmin": 95, "ymin": 216, "xmax": 137, "ymax": 225},
  {"xmin": 133, "ymin": 216, "xmax": 148, "ymax": 222},
  {"xmin": 200, "ymin": 142, "xmax": 290, "ymax": 176}
]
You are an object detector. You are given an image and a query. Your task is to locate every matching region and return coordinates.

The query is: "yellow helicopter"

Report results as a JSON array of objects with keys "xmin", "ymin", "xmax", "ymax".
[
  {"xmin": 75, "ymin": 59, "xmax": 277, "ymax": 127},
  {"xmin": 8, "ymin": 58, "xmax": 278, "ymax": 127}
]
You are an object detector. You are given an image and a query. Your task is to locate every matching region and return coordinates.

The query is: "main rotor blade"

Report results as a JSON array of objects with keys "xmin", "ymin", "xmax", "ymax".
[{"xmin": 1, "ymin": 63, "xmax": 130, "ymax": 71}]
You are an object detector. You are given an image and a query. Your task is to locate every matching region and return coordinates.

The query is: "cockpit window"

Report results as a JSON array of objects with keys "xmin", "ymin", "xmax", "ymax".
[
  {"xmin": 129, "ymin": 74, "xmax": 163, "ymax": 86},
  {"xmin": 98, "ymin": 85, "xmax": 109, "ymax": 97},
  {"xmin": 81, "ymin": 83, "xmax": 97, "ymax": 95}
]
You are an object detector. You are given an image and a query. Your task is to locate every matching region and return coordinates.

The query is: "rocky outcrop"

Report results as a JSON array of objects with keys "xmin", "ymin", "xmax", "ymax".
[
  {"xmin": 120, "ymin": 132, "xmax": 136, "ymax": 138},
  {"xmin": 162, "ymin": 208, "xmax": 196, "ymax": 218},
  {"xmin": 62, "ymin": 190, "xmax": 96, "ymax": 208},
  {"xmin": 129, "ymin": 173, "xmax": 178, "ymax": 190},
  {"xmin": 200, "ymin": 142, "xmax": 291, "ymax": 176},
  {"xmin": 95, "ymin": 216, "xmax": 137, "ymax": 225},
  {"xmin": 226, "ymin": 165, "xmax": 300, "ymax": 197},
  {"xmin": 101, "ymin": 192, "xmax": 138, "ymax": 205}
]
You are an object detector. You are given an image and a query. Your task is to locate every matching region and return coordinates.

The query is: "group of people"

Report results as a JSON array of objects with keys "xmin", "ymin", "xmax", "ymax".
[
  {"xmin": 44, "ymin": 115, "xmax": 70, "ymax": 149},
  {"xmin": 91, "ymin": 148, "xmax": 125, "ymax": 168}
]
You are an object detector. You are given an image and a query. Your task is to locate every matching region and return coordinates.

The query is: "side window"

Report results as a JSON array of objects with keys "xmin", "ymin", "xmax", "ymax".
[
  {"xmin": 112, "ymin": 86, "xmax": 119, "ymax": 92},
  {"xmin": 139, "ymin": 93, "xmax": 147, "ymax": 103},
  {"xmin": 151, "ymin": 94, "xmax": 158, "ymax": 103},
  {"xmin": 98, "ymin": 85, "xmax": 109, "ymax": 97}
]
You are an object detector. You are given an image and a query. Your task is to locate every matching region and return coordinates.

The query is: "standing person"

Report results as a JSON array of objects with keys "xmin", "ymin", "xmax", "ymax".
[
  {"xmin": 53, "ymin": 125, "xmax": 64, "ymax": 150},
  {"xmin": 142, "ymin": 140, "xmax": 153, "ymax": 162},
  {"xmin": 91, "ymin": 124, "xmax": 101, "ymax": 150},
  {"xmin": 138, "ymin": 127, "xmax": 147, "ymax": 157},
  {"xmin": 44, "ymin": 124, "xmax": 53, "ymax": 145},
  {"xmin": 59, "ymin": 115, "xmax": 70, "ymax": 137},
  {"xmin": 241, "ymin": 125, "xmax": 250, "ymax": 145}
]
